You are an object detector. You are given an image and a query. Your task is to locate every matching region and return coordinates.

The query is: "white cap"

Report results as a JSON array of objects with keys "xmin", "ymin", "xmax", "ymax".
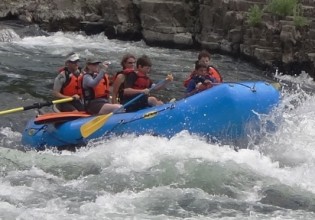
[{"xmin": 66, "ymin": 53, "xmax": 80, "ymax": 62}]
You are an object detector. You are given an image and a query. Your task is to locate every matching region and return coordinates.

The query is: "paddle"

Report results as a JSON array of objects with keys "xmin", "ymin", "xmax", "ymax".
[
  {"xmin": 80, "ymin": 79, "xmax": 169, "ymax": 138},
  {"xmin": 0, "ymin": 97, "xmax": 74, "ymax": 116}
]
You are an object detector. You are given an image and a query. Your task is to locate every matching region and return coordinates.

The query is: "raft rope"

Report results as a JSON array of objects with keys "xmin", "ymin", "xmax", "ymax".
[
  {"xmin": 103, "ymin": 104, "xmax": 176, "ymax": 135},
  {"xmin": 222, "ymin": 82, "xmax": 257, "ymax": 92}
]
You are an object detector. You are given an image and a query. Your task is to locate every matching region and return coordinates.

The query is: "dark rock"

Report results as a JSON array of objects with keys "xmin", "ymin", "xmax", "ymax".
[
  {"xmin": 81, "ymin": 21, "xmax": 104, "ymax": 35},
  {"xmin": 0, "ymin": 0, "xmax": 315, "ymax": 78}
]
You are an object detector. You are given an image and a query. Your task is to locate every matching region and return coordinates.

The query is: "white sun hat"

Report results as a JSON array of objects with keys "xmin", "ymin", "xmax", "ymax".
[{"xmin": 66, "ymin": 53, "xmax": 80, "ymax": 62}]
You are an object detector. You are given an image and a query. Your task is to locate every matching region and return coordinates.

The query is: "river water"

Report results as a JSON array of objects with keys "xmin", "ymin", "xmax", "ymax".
[{"xmin": 1, "ymin": 24, "xmax": 315, "ymax": 219}]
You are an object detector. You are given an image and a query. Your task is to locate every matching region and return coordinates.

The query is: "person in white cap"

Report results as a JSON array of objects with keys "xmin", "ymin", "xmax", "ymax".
[
  {"xmin": 52, "ymin": 52, "xmax": 84, "ymax": 112},
  {"xmin": 82, "ymin": 57, "xmax": 121, "ymax": 115}
]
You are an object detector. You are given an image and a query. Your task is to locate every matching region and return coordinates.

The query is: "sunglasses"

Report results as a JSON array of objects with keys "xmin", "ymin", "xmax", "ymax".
[{"xmin": 69, "ymin": 60, "xmax": 80, "ymax": 64}]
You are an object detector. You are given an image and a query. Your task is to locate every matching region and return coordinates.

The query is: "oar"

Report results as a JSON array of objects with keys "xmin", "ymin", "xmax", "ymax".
[
  {"xmin": 0, "ymin": 97, "xmax": 74, "ymax": 116},
  {"xmin": 80, "ymin": 79, "xmax": 168, "ymax": 138}
]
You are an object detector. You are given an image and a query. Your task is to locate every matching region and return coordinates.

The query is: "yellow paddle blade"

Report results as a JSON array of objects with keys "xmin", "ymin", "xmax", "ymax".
[
  {"xmin": 79, "ymin": 79, "xmax": 168, "ymax": 138},
  {"xmin": 271, "ymin": 82, "xmax": 282, "ymax": 91},
  {"xmin": 80, "ymin": 112, "xmax": 113, "ymax": 138}
]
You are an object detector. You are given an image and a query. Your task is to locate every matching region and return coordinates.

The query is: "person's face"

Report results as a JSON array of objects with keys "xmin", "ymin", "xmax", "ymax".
[
  {"xmin": 199, "ymin": 57, "xmax": 210, "ymax": 66},
  {"xmin": 124, "ymin": 58, "xmax": 136, "ymax": 69},
  {"xmin": 68, "ymin": 60, "xmax": 79, "ymax": 71},
  {"xmin": 138, "ymin": 65, "xmax": 151, "ymax": 74},
  {"xmin": 196, "ymin": 67, "xmax": 207, "ymax": 76},
  {"xmin": 88, "ymin": 63, "xmax": 99, "ymax": 72}
]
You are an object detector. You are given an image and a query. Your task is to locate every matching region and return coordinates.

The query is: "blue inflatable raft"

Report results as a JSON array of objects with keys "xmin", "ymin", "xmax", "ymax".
[{"xmin": 21, "ymin": 81, "xmax": 281, "ymax": 150}]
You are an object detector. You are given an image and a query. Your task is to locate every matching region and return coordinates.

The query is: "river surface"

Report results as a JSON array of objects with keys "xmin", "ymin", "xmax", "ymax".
[{"xmin": 1, "ymin": 24, "xmax": 315, "ymax": 219}]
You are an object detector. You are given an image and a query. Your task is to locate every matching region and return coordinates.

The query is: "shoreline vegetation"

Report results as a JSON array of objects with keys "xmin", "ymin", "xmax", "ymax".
[{"xmin": 0, "ymin": 0, "xmax": 314, "ymax": 79}]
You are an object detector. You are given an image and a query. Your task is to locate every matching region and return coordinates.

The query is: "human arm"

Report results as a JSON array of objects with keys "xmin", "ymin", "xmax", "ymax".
[
  {"xmin": 82, "ymin": 69, "xmax": 106, "ymax": 89},
  {"xmin": 123, "ymin": 87, "xmax": 150, "ymax": 96},
  {"xmin": 152, "ymin": 73, "xmax": 173, "ymax": 90},
  {"xmin": 53, "ymin": 73, "xmax": 66, "ymax": 98},
  {"xmin": 185, "ymin": 77, "xmax": 212, "ymax": 97},
  {"xmin": 112, "ymin": 74, "xmax": 125, "ymax": 104},
  {"xmin": 185, "ymin": 79, "xmax": 198, "ymax": 97},
  {"xmin": 123, "ymin": 73, "xmax": 150, "ymax": 96}
]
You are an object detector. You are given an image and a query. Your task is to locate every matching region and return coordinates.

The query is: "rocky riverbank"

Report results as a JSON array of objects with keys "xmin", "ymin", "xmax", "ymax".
[{"xmin": 0, "ymin": 0, "xmax": 314, "ymax": 78}]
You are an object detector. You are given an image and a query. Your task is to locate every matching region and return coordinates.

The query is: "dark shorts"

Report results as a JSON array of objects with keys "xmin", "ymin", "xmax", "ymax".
[
  {"xmin": 86, "ymin": 98, "xmax": 109, "ymax": 115},
  {"xmin": 122, "ymin": 95, "xmax": 149, "ymax": 112},
  {"xmin": 56, "ymin": 100, "xmax": 84, "ymax": 112}
]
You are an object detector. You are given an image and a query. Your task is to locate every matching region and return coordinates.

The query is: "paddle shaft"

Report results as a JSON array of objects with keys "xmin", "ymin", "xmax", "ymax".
[
  {"xmin": 0, "ymin": 97, "xmax": 74, "ymax": 116},
  {"xmin": 115, "ymin": 79, "xmax": 167, "ymax": 113}
]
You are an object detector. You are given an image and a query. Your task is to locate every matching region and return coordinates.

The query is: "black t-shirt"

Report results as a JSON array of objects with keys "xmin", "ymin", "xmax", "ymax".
[{"xmin": 124, "ymin": 72, "xmax": 138, "ymax": 89}]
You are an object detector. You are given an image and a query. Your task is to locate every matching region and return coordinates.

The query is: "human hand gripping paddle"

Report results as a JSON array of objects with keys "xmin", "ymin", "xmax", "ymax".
[
  {"xmin": 0, "ymin": 97, "xmax": 74, "ymax": 116},
  {"xmin": 80, "ymin": 74, "xmax": 173, "ymax": 138}
]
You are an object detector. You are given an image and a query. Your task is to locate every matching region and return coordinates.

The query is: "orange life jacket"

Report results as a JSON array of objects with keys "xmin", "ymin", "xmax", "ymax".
[
  {"xmin": 58, "ymin": 67, "xmax": 83, "ymax": 97},
  {"xmin": 208, "ymin": 66, "xmax": 222, "ymax": 83},
  {"xmin": 183, "ymin": 66, "xmax": 222, "ymax": 87},
  {"xmin": 83, "ymin": 72, "xmax": 110, "ymax": 101}
]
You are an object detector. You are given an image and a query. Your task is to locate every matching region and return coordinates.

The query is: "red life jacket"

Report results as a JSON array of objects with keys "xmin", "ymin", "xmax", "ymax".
[
  {"xmin": 113, "ymin": 68, "xmax": 135, "ymax": 81},
  {"xmin": 58, "ymin": 67, "xmax": 83, "ymax": 97},
  {"xmin": 183, "ymin": 66, "xmax": 222, "ymax": 87},
  {"xmin": 132, "ymin": 71, "xmax": 152, "ymax": 89},
  {"xmin": 83, "ymin": 72, "xmax": 110, "ymax": 101}
]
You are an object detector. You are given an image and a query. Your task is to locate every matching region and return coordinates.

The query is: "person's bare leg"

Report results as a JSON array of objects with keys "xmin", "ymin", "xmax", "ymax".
[
  {"xmin": 98, "ymin": 104, "xmax": 121, "ymax": 114},
  {"xmin": 148, "ymin": 96, "xmax": 163, "ymax": 106}
]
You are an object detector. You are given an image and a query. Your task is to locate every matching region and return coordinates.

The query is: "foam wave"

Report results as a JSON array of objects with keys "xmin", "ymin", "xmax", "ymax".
[{"xmin": 0, "ymin": 29, "xmax": 21, "ymax": 42}]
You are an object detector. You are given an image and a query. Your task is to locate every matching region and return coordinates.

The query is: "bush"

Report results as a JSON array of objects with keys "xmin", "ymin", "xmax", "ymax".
[
  {"xmin": 247, "ymin": 5, "xmax": 264, "ymax": 27},
  {"xmin": 293, "ymin": 5, "xmax": 309, "ymax": 27},
  {"xmin": 266, "ymin": 0, "xmax": 298, "ymax": 17}
]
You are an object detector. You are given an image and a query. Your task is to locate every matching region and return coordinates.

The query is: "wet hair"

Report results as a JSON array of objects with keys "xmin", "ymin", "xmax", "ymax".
[
  {"xmin": 198, "ymin": 50, "xmax": 211, "ymax": 60},
  {"xmin": 195, "ymin": 61, "xmax": 208, "ymax": 70},
  {"xmin": 121, "ymin": 53, "xmax": 136, "ymax": 68},
  {"xmin": 136, "ymin": 55, "xmax": 152, "ymax": 67}
]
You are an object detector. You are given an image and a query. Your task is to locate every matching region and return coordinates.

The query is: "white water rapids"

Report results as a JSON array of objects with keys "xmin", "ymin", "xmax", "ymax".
[{"xmin": 0, "ymin": 29, "xmax": 315, "ymax": 219}]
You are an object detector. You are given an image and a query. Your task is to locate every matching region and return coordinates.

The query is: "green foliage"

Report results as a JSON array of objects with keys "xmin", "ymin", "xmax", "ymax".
[
  {"xmin": 247, "ymin": 5, "xmax": 264, "ymax": 27},
  {"xmin": 266, "ymin": 0, "xmax": 298, "ymax": 17},
  {"xmin": 293, "ymin": 5, "xmax": 309, "ymax": 27}
]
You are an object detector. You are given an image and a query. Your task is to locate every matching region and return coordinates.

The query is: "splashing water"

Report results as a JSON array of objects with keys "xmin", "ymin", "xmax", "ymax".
[{"xmin": 1, "ymin": 28, "xmax": 315, "ymax": 219}]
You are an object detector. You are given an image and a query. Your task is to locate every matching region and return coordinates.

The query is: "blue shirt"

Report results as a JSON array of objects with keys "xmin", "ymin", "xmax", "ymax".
[{"xmin": 186, "ymin": 75, "xmax": 216, "ymax": 93}]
